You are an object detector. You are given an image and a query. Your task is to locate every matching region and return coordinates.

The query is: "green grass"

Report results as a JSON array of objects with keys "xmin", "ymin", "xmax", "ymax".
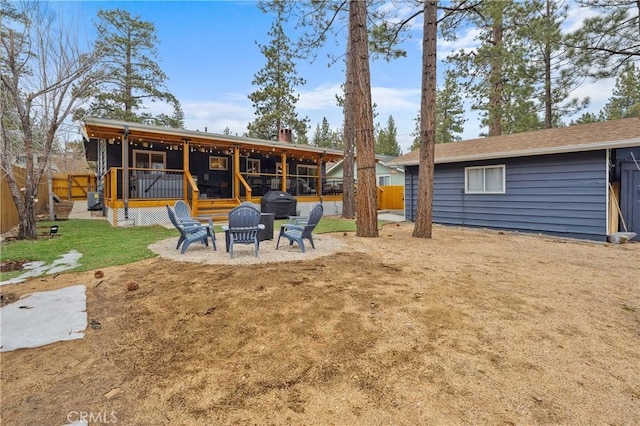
[
  {"xmin": 0, "ymin": 219, "xmax": 176, "ymax": 282},
  {"xmin": 0, "ymin": 216, "xmax": 379, "ymax": 282}
]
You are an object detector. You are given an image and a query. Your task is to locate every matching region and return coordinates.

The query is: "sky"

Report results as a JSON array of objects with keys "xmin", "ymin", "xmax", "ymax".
[{"xmin": 56, "ymin": 0, "xmax": 619, "ymax": 153}]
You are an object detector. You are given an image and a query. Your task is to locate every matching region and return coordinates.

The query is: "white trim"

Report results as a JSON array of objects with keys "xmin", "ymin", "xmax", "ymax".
[
  {"xmin": 247, "ymin": 158, "xmax": 261, "ymax": 174},
  {"xmin": 378, "ymin": 174, "xmax": 391, "ymax": 186},
  {"xmin": 394, "ymin": 138, "xmax": 640, "ymax": 166},
  {"xmin": 464, "ymin": 164, "xmax": 506, "ymax": 194}
]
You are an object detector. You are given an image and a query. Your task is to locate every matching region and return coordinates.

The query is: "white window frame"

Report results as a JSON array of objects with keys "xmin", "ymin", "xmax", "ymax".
[
  {"xmin": 276, "ymin": 162, "xmax": 290, "ymax": 174},
  {"xmin": 464, "ymin": 165, "xmax": 506, "ymax": 194},
  {"xmin": 247, "ymin": 158, "xmax": 261, "ymax": 175},
  {"xmin": 296, "ymin": 164, "xmax": 318, "ymax": 178},
  {"xmin": 378, "ymin": 175, "xmax": 391, "ymax": 186}
]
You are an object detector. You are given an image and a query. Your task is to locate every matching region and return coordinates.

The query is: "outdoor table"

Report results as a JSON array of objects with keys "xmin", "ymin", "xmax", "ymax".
[{"xmin": 259, "ymin": 213, "xmax": 275, "ymax": 241}]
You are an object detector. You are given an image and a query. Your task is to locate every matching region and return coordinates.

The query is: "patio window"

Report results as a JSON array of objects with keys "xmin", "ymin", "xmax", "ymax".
[
  {"xmin": 276, "ymin": 162, "xmax": 290, "ymax": 174},
  {"xmin": 465, "ymin": 165, "xmax": 505, "ymax": 193},
  {"xmin": 209, "ymin": 156, "xmax": 228, "ymax": 170},
  {"xmin": 133, "ymin": 150, "xmax": 165, "ymax": 173},
  {"xmin": 247, "ymin": 158, "xmax": 260, "ymax": 174}
]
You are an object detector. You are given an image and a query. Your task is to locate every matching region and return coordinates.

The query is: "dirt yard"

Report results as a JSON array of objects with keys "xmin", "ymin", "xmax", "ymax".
[{"xmin": 1, "ymin": 223, "xmax": 639, "ymax": 425}]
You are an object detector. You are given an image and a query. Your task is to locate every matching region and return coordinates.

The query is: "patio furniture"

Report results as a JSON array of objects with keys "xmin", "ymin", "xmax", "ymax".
[
  {"xmin": 226, "ymin": 202, "xmax": 262, "ymax": 258},
  {"xmin": 166, "ymin": 205, "xmax": 215, "ymax": 254},
  {"xmin": 174, "ymin": 200, "xmax": 217, "ymax": 250},
  {"xmin": 276, "ymin": 203, "xmax": 323, "ymax": 253},
  {"xmin": 259, "ymin": 213, "xmax": 275, "ymax": 241}
]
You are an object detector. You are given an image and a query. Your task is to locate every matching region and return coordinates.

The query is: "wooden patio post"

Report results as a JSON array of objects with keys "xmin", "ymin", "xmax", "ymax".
[
  {"xmin": 122, "ymin": 126, "xmax": 130, "ymax": 220},
  {"xmin": 183, "ymin": 139, "xmax": 190, "ymax": 201},
  {"xmin": 280, "ymin": 152, "xmax": 287, "ymax": 192},
  {"xmin": 233, "ymin": 146, "xmax": 240, "ymax": 199}
]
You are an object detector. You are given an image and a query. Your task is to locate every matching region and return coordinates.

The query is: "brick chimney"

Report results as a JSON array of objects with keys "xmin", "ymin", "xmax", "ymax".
[{"xmin": 278, "ymin": 128, "xmax": 293, "ymax": 143}]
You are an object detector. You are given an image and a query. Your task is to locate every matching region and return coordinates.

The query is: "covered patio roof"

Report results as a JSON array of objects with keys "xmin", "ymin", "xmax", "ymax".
[{"xmin": 82, "ymin": 117, "xmax": 344, "ymax": 162}]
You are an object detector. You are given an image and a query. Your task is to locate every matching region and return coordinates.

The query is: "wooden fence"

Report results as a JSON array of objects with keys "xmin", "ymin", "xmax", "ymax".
[
  {"xmin": 52, "ymin": 173, "xmax": 97, "ymax": 200},
  {"xmin": 1, "ymin": 167, "xmax": 49, "ymax": 233},
  {"xmin": 378, "ymin": 185, "xmax": 404, "ymax": 210}
]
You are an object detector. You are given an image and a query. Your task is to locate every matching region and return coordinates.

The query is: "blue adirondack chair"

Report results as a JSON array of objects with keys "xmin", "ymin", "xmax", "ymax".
[
  {"xmin": 226, "ymin": 202, "xmax": 261, "ymax": 258},
  {"xmin": 166, "ymin": 205, "xmax": 215, "ymax": 254},
  {"xmin": 174, "ymin": 200, "xmax": 216, "ymax": 249},
  {"xmin": 276, "ymin": 203, "xmax": 323, "ymax": 253}
]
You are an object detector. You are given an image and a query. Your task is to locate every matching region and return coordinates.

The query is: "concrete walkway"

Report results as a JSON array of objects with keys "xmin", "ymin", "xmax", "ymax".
[
  {"xmin": 378, "ymin": 210, "xmax": 406, "ymax": 223},
  {"xmin": 67, "ymin": 201, "xmax": 104, "ymax": 220}
]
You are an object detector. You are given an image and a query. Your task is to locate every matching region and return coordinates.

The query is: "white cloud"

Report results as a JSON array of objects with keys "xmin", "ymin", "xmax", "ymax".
[
  {"xmin": 438, "ymin": 27, "xmax": 482, "ymax": 57},
  {"xmin": 298, "ymin": 83, "xmax": 343, "ymax": 110},
  {"xmin": 182, "ymin": 100, "xmax": 253, "ymax": 135},
  {"xmin": 563, "ymin": 6, "xmax": 599, "ymax": 34}
]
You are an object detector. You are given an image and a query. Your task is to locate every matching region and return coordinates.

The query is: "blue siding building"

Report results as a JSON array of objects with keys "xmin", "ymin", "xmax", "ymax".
[{"xmin": 392, "ymin": 118, "xmax": 640, "ymax": 241}]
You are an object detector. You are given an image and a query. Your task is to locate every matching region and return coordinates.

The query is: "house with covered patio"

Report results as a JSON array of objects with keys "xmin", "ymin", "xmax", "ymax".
[{"xmin": 82, "ymin": 118, "xmax": 344, "ymax": 227}]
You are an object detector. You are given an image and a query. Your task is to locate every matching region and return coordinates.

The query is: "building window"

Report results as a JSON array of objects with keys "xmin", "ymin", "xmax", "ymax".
[
  {"xmin": 296, "ymin": 164, "xmax": 318, "ymax": 195},
  {"xmin": 209, "ymin": 156, "xmax": 228, "ymax": 170},
  {"xmin": 247, "ymin": 158, "xmax": 260, "ymax": 174},
  {"xmin": 276, "ymin": 162, "xmax": 290, "ymax": 174},
  {"xmin": 378, "ymin": 175, "xmax": 391, "ymax": 186},
  {"xmin": 133, "ymin": 150, "xmax": 166, "ymax": 172},
  {"xmin": 465, "ymin": 165, "xmax": 505, "ymax": 193}
]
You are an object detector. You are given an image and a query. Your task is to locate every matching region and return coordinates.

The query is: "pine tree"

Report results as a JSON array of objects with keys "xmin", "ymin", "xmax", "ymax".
[
  {"xmin": 518, "ymin": 0, "xmax": 589, "ymax": 128},
  {"xmin": 566, "ymin": 0, "xmax": 640, "ymax": 78},
  {"xmin": 435, "ymin": 70, "xmax": 466, "ymax": 143},
  {"xmin": 349, "ymin": 0, "xmax": 378, "ymax": 237},
  {"xmin": 410, "ymin": 70, "xmax": 466, "ymax": 151},
  {"xmin": 82, "ymin": 9, "xmax": 183, "ymax": 128},
  {"xmin": 312, "ymin": 117, "xmax": 334, "ymax": 148},
  {"xmin": 375, "ymin": 116, "xmax": 401, "ymax": 156},
  {"xmin": 248, "ymin": 1, "xmax": 309, "ymax": 143},
  {"xmin": 569, "ymin": 111, "xmax": 603, "ymax": 125},
  {"xmin": 445, "ymin": 1, "xmax": 539, "ymax": 136},
  {"xmin": 601, "ymin": 62, "xmax": 640, "ymax": 120}
]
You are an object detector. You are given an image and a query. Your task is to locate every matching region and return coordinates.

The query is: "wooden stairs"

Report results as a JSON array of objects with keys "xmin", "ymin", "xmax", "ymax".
[{"xmin": 194, "ymin": 198, "xmax": 242, "ymax": 222}]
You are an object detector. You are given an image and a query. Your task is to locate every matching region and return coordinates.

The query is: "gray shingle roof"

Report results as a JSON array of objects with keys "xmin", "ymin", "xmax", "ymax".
[{"xmin": 388, "ymin": 117, "xmax": 640, "ymax": 166}]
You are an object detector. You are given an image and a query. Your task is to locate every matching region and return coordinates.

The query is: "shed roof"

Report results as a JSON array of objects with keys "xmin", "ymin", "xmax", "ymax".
[{"xmin": 388, "ymin": 117, "xmax": 640, "ymax": 166}]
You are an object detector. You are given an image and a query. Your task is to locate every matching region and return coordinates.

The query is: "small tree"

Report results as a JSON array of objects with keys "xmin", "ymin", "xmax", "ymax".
[
  {"xmin": 1, "ymin": 1, "xmax": 102, "ymax": 239},
  {"xmin": 375, "ymin": 115, "xmax": 401, "ymax": 156}
]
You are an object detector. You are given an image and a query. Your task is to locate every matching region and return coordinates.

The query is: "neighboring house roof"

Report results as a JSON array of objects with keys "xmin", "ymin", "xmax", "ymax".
[
  {"xmin": 388, "ymin": 117, "xmax": 640, "ymax": 166},
  {"xmin": 326, "ymin": 155, "xmax": 405, "ymax": 175}
]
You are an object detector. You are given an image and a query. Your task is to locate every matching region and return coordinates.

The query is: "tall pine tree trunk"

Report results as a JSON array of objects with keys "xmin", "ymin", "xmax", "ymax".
[
  {"xmin": 349, "ymin": 0, "xmax": 378, "ymax": 237},
  {"xmin": 544, "ymin": 0, "xmax": 553, "ymax": 128},
  {"xmin": 342, "ymin": 8, "xmax": 356, "ymax": 219},
  {"xmin": 488, "ymin": 4, "xmax": 504, "ymax": 137},
  {"xmin": 412, "ymin": 0, "xmax": 437, "ymax": 239}
]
